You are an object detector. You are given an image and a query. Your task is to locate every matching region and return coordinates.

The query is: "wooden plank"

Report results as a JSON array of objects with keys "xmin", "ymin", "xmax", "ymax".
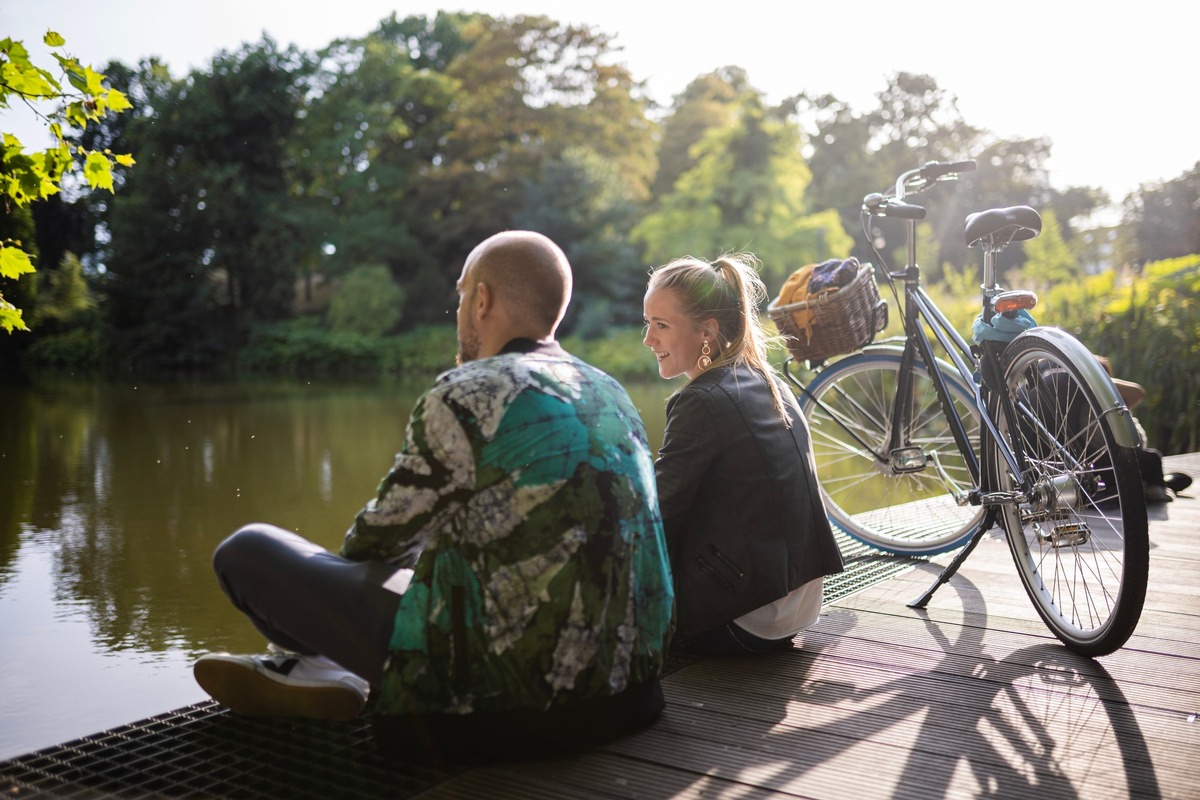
[
  {"xmin": 419, "ymin": 753, "xmax": 788, "ymax": 800},
  {"xmin": 444, "ymin": 452, "xmax": 1200, "ymax": 800}
]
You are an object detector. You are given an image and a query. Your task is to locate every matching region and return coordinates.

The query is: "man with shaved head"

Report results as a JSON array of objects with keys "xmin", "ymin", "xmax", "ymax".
[
  {"xmin": 194, "ymin": 231, "xmax": 674, "ymax": 758},
  {"xmin": 454, "ymin": 230, "xmax": 573, "ymax": 364}
]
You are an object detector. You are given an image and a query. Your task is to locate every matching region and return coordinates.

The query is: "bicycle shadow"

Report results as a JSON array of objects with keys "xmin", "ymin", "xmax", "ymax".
[{"xmin": 613, "ymin": 563, "xmax": 1163, "ymax": 799}]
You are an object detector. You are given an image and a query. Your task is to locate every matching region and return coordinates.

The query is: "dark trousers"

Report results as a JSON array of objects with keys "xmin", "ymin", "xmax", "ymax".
[{"xmin": 212, "ymin": 524, "xmax": 401, "ymax": 684}]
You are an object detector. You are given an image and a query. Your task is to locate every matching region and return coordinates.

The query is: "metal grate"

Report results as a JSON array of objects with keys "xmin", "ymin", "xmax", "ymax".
[
  {"xmin": 0, "ymin": 702, "xmax": 461, "ymax": 799},
  {"xmin": 823, "ymin": 531, "xmax": 925, "ymax": 604},
  {"xmin": 0, "ymin": 539, "xmax": 919, "ymax": 799}
]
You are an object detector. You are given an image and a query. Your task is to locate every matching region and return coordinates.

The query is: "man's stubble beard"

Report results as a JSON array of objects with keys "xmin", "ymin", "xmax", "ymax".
[{"xmin": 456, "ymin": 315, "xmax": 479, "ymax": 366}]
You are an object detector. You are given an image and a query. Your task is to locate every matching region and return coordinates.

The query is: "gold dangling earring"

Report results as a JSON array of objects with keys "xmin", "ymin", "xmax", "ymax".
[{"xmin": 697, "ymin": 339, "xmax": 712, "ymax": 371}]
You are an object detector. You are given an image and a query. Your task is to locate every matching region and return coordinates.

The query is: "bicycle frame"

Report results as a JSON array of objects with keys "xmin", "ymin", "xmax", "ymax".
[{"xmin": 888, "ymin": 214, "xmax": 1037, "ymax": 500}]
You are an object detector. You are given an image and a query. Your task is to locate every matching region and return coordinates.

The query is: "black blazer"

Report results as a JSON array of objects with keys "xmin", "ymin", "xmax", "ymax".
[{"xmin": 656, "ymin": 363, "xmax": 844, "ymax": 638}]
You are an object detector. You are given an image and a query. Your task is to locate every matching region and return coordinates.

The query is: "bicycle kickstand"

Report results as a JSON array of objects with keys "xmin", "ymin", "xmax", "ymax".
[{"xmin": 906, "ymin": 526, "xmax": 989, "ymax": 609}]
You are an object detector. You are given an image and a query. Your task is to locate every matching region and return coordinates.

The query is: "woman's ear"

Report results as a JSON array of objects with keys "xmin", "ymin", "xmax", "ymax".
[{"xmin": 701, "ymin": 319, "xmax": 720, "ymax": 340}]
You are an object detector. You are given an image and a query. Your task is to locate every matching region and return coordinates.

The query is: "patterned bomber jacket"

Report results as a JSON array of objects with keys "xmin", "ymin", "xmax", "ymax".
[{"xmin": 341, "ymin": 339, "xmax": 674, "ymax": 716}]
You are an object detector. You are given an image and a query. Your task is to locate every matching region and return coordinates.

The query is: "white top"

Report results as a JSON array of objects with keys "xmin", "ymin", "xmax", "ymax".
[{"xmin": 734, "ymin": 575, "xmax": 825, "ymax": 639}]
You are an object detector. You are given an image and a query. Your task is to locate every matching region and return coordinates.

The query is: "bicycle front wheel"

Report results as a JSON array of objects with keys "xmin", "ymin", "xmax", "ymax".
[
  {"xmin": 797, "ymin": 348, "xmax": 987, "ymax": 555},
  {"xmin": 988, "ymin": 336, "xmax": 1148, "ymax": 656}
]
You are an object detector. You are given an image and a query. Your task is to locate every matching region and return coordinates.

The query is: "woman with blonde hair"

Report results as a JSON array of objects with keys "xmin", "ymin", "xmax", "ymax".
[{"xmin": 643, "ymin": 253, "xmax": 844, "ymax": 654}]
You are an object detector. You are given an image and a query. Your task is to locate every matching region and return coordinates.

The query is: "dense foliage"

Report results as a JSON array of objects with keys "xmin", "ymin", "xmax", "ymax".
[
  {"xmin": 0, "ymin": 31, "xmax": 133, "ymax": 332},
  {"xmin": 3, "ymin": 12, "xmax": 1197, "ymax": 452}
]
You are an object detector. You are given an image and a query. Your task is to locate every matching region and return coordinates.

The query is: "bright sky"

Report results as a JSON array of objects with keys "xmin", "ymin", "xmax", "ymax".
[{"xmin": 4, "ymin": 0, "xmax": 1195, "ymax": 205}]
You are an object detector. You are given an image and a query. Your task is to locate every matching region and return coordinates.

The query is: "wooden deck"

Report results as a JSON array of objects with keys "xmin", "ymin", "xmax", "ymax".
[
  {"xmin": 420, "ymin": 452, "xmax": 1200, "ymax": 800},
  {"xmin": 3, "ymin": 454, "xmax": 1196, "ymax": 799}
]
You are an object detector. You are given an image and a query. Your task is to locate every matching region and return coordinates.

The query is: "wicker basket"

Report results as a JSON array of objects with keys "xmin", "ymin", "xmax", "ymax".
[{"xmin": 768, "ymin": 262, "xmax": 889, "ymax": 364}]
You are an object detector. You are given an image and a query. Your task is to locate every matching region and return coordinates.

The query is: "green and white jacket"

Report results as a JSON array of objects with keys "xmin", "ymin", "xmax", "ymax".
[{"xmin": 342, "ymin": 339, "xmax": 674, "ymax": 716}]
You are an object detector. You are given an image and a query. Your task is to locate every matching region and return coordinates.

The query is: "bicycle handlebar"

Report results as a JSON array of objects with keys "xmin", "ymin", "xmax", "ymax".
[
  {"xmin": 862, "ymin": 159, "xmax": 976, "ymax": 217},
  {"xmin": 919, "ymin": 160, "xmax": 976, "ymax": 182}
]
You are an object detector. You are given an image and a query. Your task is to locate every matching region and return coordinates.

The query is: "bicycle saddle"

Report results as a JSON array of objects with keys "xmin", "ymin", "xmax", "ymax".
[{"xmin": 965, "ymin": 206, "xmax": 1042, "ymax": 248}]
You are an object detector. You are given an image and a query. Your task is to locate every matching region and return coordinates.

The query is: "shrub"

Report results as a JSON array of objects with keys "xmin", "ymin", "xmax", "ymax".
[
  {"xmin": 22, "ymin": 328, "xmax": 102, "ymax": 370},
  {"xmin": 237, "ymin": 318, "xmax": 383, "ymax": 375},
  {"xmin": 1041, "ymin": 255, "xmax": 1199, "ymax": 455},
  {"xmin": 382, "ymin": 325, "xmax": 459, "ymax": 377},
  {"xmin": 326, "ymin": 265, "xmax": 405, "ymax": 338}
]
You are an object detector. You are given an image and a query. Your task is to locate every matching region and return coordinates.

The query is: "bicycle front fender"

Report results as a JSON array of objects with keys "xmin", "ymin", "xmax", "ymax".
[{"xmin": 1007, "ymin": 327, "xmax": 1140, "ymax": 449}]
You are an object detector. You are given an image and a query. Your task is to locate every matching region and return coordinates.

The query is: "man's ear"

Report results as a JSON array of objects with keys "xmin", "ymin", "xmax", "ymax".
[{"xmin": 474, "ymin": 281, "xmax": 494, "ymax": 318}]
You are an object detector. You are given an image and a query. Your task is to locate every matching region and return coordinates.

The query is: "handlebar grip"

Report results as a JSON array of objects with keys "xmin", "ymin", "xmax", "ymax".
[{"xmin": 885, "ymin": 201, "xmax": 927, "ymax": 220}]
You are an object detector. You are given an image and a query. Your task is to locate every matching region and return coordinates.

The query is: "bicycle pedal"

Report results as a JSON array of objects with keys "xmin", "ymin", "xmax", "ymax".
[
  {"xmin": 889, "ymin": 447, "xmax": 927, "ymax": 473},
  {"xmin": 980, "ymin": 491, "xmax": 1022, "ymax": 507},
  {"xmin": 1037, "ymin": 522, "xmax": 1090, "ymax": 548}
]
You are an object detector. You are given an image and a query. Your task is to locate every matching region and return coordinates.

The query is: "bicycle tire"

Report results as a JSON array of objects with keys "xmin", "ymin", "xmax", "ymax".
[
  {"xmin": 797, "ymin": 347, "xmax": 988, "ymax": 555},
  {"xmin": 987, "ymin": 335, "xmax": 1149, "ymax": 656}
]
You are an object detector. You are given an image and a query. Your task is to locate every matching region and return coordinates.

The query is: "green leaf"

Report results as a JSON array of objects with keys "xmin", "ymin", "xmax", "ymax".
[
  {"xmin": 58, "ymin": 57, "xmax": 89, "ymax": 93},
  {"xmin": 83, "ymin": 151, "xmax": 115, "ymax": 191},
  {"xmin": 84, "ymin": 66, "xmax": 106, "ymax": 96},
  {"xmin": 2, "ymin": 60, "xmax": 59, "ymax": 97},
  {"xmin": 0, "ymin": 245, "xmax": 36, "ymax": 279},
  {"xmin": 106, "ymin": 87, "xmax": 132, "ymax": 113},
  {"xmin": 0, "ymin": 302, "xmax": 28, "ymax": 333},
  {"xmin": 43, "ymin": 30, "xmax": 66, "ymax": 48},
  {"xmin": 65, "ymin": 101, "xmax": 89, "ymax": 128},
  {"xmin": 1, "ymin": 39, "xmax": 30, "ymax": 59}
]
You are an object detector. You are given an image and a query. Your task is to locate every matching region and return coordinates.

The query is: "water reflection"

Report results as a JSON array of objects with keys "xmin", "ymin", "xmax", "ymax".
[{"xmin": 0, "ymin": 374, "xmax": 673, "ymax": 758}]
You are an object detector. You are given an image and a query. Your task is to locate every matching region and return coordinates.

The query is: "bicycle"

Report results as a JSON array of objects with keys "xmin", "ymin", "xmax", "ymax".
[{"xmin": 776, "ymin": 160, "xmax": 1149, "ymax": 656}]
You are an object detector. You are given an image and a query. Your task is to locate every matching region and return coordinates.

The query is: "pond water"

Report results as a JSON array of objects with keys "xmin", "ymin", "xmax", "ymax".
[{"xmin": 0, "ymin": 374, "xmax": 675, "ymax": 760}]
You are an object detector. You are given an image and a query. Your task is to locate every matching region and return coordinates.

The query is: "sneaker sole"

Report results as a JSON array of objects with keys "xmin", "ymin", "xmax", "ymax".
[{"xmin": 194, "ymin": 658, "xmax": 365, "ymax": 722}]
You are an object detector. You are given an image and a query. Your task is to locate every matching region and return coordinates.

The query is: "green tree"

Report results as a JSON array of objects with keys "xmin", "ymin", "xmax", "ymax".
[
  {"xmin": 292, "ymin": 13, "xmax": 657, "ymax": 326},
  {"xmin": 1125, "ymin": 162, "xmax": 1200, "ymax": 264},
  {"xmin": 1045, "ymin": 184, "xmax": 1108, "ymax": 243},
  {"xmin": 793, "ymin": 90, "xmax": 877, "ymax": 255},
  {"xmin": 635, "ymin": 90, "xmax": 852, "ymax": 293},
  {"xmin": 0, "ymin": 32, "xmax": 132, "ymax": 332},
  {"xmin": 1016, "ymin": 209, "xmax": 1077, "ymax": 289},
  {"xmin": 650, "ymin": 67, "xmax": 747, "ymax": 201},
  {"xmin": 101, "ymin": 39, "xmax": 314, "ymax": 369},
  {"xmin": 513, "ymin": 146, "xmax": 645, "ymax": 335},
  {"xmin": 287, "ymin": 17, "xmax": 462, "ymax": 317},
  {"xmin": 414, "ymin": 12, "xmax": 656, "ymax": 310},
  {"xmin": 800, "ymin": 73, "xmax": 1065, "ymax": 285}
]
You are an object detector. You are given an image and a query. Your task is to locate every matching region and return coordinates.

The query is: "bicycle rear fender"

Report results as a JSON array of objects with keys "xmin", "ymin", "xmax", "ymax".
[{"xmin": 1007, "ymin": 327, "xmax": 1140, "ymax": 449}]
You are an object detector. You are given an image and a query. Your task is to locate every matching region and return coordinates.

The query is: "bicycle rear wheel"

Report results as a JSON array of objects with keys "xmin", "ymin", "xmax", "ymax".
[
  {"xmin": 797, "ymin": 347, "xmax": 987, "ymax": 555},
  {"xmin": 988, "ymin": 336, "xmax": 1148, "ymax": 656}
]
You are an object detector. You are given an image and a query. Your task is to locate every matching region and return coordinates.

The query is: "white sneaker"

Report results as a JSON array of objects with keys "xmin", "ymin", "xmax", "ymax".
[{"xmin": 194, "ymin": 650, "xmax": 369, "ymax": 721}]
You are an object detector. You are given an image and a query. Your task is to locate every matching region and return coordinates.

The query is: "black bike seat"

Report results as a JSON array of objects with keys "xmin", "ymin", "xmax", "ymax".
[{"xmin": 965, "ymin": 206, "xmax": 1042, "ymax": 247}]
